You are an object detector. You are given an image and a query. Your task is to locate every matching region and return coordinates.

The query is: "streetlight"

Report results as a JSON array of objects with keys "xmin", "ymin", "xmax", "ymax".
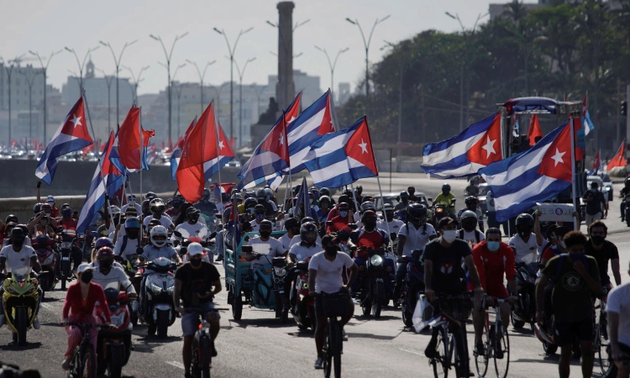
[
  {"xmin": 19, "ymin": 66, "xmax": 41, "ymax": 142},
  {"xmin": 0, "ymin": 54, "xmax": 25, "ymax": 145},
  {"xmin": 186, "ymin": 59, "xmax": 216, "ymax": 114},
  {"xmin": 123, "ymin": 65, "xmax": 150, "ymax": 104},
  {"xmin": 96, "ymin": 68, "xmax": 115, "ymax": 132},
  {"xmin": 235, "ymin": 57, "xmax": 256, "ymax": 148},
  {"xmin": 381, "ymin": 41, "xmax": 403, "ymax": 156},
  {"xmin": 64, "ymin": 45, "xmax": 101, "ymax": 93},
  {"xmin": 251, "ymin": 83, "xmax": 267, "ymax": 121},
  {"xmin": 29, "ymin": 50, "xmax": 62, "ymax": 145},
  {"xmin": 314, "ymin": 46, "xmax": 349, "ymax": 101},
  {"xmin": 170, "ymin": 63, "xmax": 186, "ymax": 137},
  {"xmin": 213, "ymin": 26, "xmax": 254, "ymax": 143},
  {"xmin": 210, "ymin": 82, "xmax": 230, "ymax": 122},
  {"xmin": 149, "ymin": 32, "xmax": 189, "ymax": 147},
  {"xmin": 345, "ymin": 15, "xmax": 390, "ymax": 118},
  {"xmin": 99, "ymin": 39, "xmax": 138, "ymax": 125}
]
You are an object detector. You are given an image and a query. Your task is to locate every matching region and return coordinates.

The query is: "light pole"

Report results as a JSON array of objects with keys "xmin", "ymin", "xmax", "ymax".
[
  {"xmin": 149, "ymin": 32, "xmax": 189, "ymax": 146},
  {"xmin": 96, "ymin": 68, "xmax": 115, "ymax": 132},
  {"xmin": 251, "ymin": 84, "xmax": 267, "ymax": 121},
  {"xmin": 170, "ymin": 63, "xmax": 186, "ymax": 137},
  {"xmin": 123, "ymin": 65, "xmax": 150, "ymax": 104},
  {"xmin": 235, "ymin": 57, "xmax": 256, "ymax": 148},
  {"xmin": 99, "ymin": 39, "xmax": 138, "ymax": 125},
  {"xmin": 65, "ymin": 46, "xmax": 101, "ymax": 93},
  {"xmin": 345, "ymin": 15, "xmax": 390, "ymax": 118},
  {"xmin": 20, "ymin": 66, "xmax": 41, "ymax": 142},
  {"xmin": 29, "ymin": 50, "xmax": 62, "ymax": 145},
  {"xmin": 186, "ymin": 59, "xmax": 216, "ymax": 114},
  {"xmin": 210, "ymin": 82, "xmax": 230, "ymax": 122},
  {"xmin": 213, "ymin": 27, "xmax": 254, "ymax": 143},
  {"xmin": 314, "ymin": 46, "xmax": 349, "ymax": 100},
  {"xmin": 0, "ymin": 55, "xmax": 25, "ymax": 145}
]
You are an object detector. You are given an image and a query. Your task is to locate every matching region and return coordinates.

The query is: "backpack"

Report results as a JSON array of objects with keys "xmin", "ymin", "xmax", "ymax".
[
  {"xmin": 458, "ymin": 229, "xmax": 481, "ymax": 244},
  {"xmin": 554, "ymin": 253, "xmax": 589, "ymax": 282}
]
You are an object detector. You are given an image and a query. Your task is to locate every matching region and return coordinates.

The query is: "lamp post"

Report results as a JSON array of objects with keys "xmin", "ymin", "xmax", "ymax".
[
  {"xmin": 99, "ymin": 39, "xmax": 138, "ymax": 125},
  {"xmin": 186, "ymin": 59, "xmax": 216, "ymax": 114},
  {"xmin": 149, "ymin": 32, "xmax": 189, "ymax": 146},
  {"xmin": 170, "ymin": 63, "xmax": 186, "ymax": 137},
  {"xmin": 0, "ymin": 55, "xmax": 25, "ymax": 145},
  {"xmin": 251, "ymin": 83, "xmax": 267, "ymax": 121},
  {"xmin": 210, "ymin": 82, "xmax": 230, "ymax": 121},
  {"xmin": 345, "ymin": 15, "xmax": 390, "ymax": 118},
  {"xmin": 29, "ymin": 50, "xmax": 62, "ymax": 145},
  {"xmin": 213, "ymin": 27, "xmax": 254, "ymax": 143},
  {"xmin": 123, "ymin": 65, "xmax": 150, "ymax": 104},
  {"xmin": 19, "ymin": 66, "xmax": 42, "ymax": 142},
  {"xmin": 64, "ymin": 46, "xmax": 101, "ymax": 93},
  {"xmin": 96, "ymin": 68, "xmax": 115, "ymax": 132},
  {"xmin": 235, "ymin": 57, "xmax": 256, "ymax": 148},
  {"xmin": 314, "ymin": 46, "xmax": 349, "ymax": 101}
]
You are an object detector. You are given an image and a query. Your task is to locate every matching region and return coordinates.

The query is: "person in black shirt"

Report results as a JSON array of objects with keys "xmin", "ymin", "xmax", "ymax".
[
  {"xmin": 619, "ymin": 178, "xmax": 630, "ymax": 222},
  {"xmin": 582, "ymin": 182, "xmax": 607, "ymax": 228},
  {"xmin": 585, "ymin": 221, "xmax": 621, "ymax": 290},
  {"xmin": 174, "ymin": 243, "xmax": 221, "ymax": 378}
]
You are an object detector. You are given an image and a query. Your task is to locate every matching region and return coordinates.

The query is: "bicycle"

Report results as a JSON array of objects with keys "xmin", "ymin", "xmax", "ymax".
[
  {"xmin": 320, "ymin": 291, "xmax": 351, "ymax": 378},
  {"xmin": 428, "ymin": 294, "xmax": 473, "ymax": 378},
  {"xmin": 66, "ymin": 322, "xmax": 100, "ymax": 378},
  {"xmin": 474, "ymin": 296, "xmax": 511, "ymax": 378},
  {"xmin": 594, "ymin": 294, "xmax": 611, "ymax": 374},
  {"xmin": 186, "ymin": 306, "xmax": 220, "ymax": 378}
]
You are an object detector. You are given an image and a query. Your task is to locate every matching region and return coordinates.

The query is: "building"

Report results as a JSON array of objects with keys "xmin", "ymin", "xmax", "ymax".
[{"xmin": 337, "ymin": 82, "xmax": 351, "ymax": 105}]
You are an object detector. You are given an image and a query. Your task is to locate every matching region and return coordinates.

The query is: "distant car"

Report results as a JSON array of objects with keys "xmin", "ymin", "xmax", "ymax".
[
  {"xmin": 374, "ymin": 192, "xmax": 429, "ymax": 210},
  {"xmin": 598, "ymin": 173, "xmax": 614, "ymax": 201},
  {"xmin": 587, "ymin": 176, "xmax": 611, "ymax": 202}
]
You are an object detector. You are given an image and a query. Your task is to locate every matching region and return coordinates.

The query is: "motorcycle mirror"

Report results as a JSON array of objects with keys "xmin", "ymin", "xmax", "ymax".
[
  {"xmin": 209, "ymin": 232, "xmax": 217, "ymax": 240},
  {"xmin": 428, "ymin": 197, "xmax": 433, "ymax": 203},
  {"xmin": 173, "ymin": 230, "xmax": 182, "ymax": 238}
]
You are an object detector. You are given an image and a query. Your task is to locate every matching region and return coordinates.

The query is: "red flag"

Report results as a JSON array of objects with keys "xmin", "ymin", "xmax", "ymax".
[
  {"xmin": 467, "ymin": 113, "xmax": 503, "ymax": 166},
  {"xmin": 142, "ymin": 128, "xmax": 155, "ymax": 147},
  {"xmin": 118, "ymin": 106, "xmax": 142, "ymax": 169},
  {"xmin": 537, "ymin": 122, "xmax": 573, "ymax": 182},
  {"xmin": 229, "ymin": 137, "xmax": 236, "ymax": 149},
  {"xmin": 592, "ymin": 150, "xmax": 601, "ymax": 171},
  {"xmin": 606, "ymin": 140, "xmax": 627, "ymax": 171},
  {"xmin": 345, "ymin": 116, "xmax": 379, "ymax": 175},
  {"xmin": 527, "ymin": 115, "xmax": 543, "ymax": 146}
]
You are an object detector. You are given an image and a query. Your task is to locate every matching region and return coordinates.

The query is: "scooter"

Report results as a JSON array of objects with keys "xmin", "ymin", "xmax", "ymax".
[
  {"xmin": 356, "ymin": 248, "xmax": 395, "ymax": 318},
  {"xmin": 139, "ymin": 257, "xmax": 177, "ymax": 338},
  {"xmin": 95, "ymin": 288, "xmax": 132, "ymax": 378},
  {"xmin": 399, "ymin": 251, "xmax": 425, "ymax": 327},
  {"xmin": 1, "ymin": 266, "xmax": 40, "ymax": 346},
  {"xmin": 271, "ymin": 257, "xmax": 290, "ymax": 322},
  {"xmin": 511, "ymin": 261, "xmax": 538, "ymax": 329},
  {"xmin": 57, "ymin": 230, "xmax": 80, "ymax": 290},
  {"xmin": 32, "ymin": 235, "xmax": 58, "ymax": 294},
  {"xmin": 291, "ymin": 260, "xmax": 316, "ymax": 331}
]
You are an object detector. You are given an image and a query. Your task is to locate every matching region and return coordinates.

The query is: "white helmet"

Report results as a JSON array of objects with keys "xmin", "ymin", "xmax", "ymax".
[
  {"xmin": 187, "ymin": 242, "xmax": 204, "ymax": 257},
  {"xmin": 149, "ymin": 225, "xmax": 168, "ymax": 248}
]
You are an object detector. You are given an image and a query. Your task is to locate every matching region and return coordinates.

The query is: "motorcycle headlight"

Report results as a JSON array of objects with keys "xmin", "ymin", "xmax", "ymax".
[
  {"xmin": 61, "ymin": 242, "xmax": 73, "ymax": 250},
  {"xmin": 274, "ymin": 267, "xmax": 287, "ymax": 276},
  {"xmin": 370, "ymin": 255, "xmax": 383, "ymax": 267},
  {"xmin": 166, "ymin": 286, "xmax": 174, "ymax": 295},
  {"xmin": 301, "ymin": 282, "xmax": 309, "ymax": 290},
  {"xmin": 111, "ymin": 313, "xmax": 125, "ymax": 327},
  {"xmin": 150, "ymin": 283, "xmax": 163, "ymax": 294},
  {"xmin": 6, "ymin": 285, "xmax": 21, "ymax": 295}
]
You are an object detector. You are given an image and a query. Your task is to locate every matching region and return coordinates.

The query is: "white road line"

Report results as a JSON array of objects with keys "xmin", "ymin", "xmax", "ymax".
[
  {"xmin": 166, "ymin": 361, "xmax": 185, "ymax": 370},
  {"xmin": 399, "ymin": 348, "xmax": 424, "ymax": 356}
]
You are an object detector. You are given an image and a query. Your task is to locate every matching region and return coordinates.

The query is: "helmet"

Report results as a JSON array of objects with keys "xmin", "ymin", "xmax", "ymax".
[
  {"xmin": 338, "ymin": 194, "xmax": 350, "ymax": 204},
  {"xmin": 383, "ymin": 203, "xmax": 394, "ymax": 212},
  {"xmin": 109, "ymin": 205, "xmax": 121, "ymax": 216},
  {"xmin": 41, "ymin": 203, "xmax": 52, "ymax": 213},
  {"xmin": 360, "ymin": 201, "xmax": 375, "ymax": 214},
  {"xmin": 94, "ymin": 237, "xmax": 114, "ymax": 250},
  {"xmin": 35, "ymin": 234, "xmax": 51, "ymax": 246},
  {"xmin": 150, "ymin": 225, "xmax": 168, "ymax": 248},
  {"xmin": 465, "ymin": 196, "xmax": 478, "ymax": 207},
  {"xmin": 127, "ymin": 194, "xmax": 136, "ymax": 203},
  {"xmin": 301, "ymin": 216, "xmax": 315, "ymax": 225},
  {"xmin": 399, "ymin": 191, "xmax": 408, "ymax": 199},
  {"xmin": 231, "ymin": 192, "xmax": 243, "ymax": 202},
  {"xmin": 355, "ymin": 185, "xmax": 363, "ymax": 194},
  {"xmin": 244, "ymin": 197, "xmax": 258, "ymax": 210},
  {"xmin": 10, "ymin": 226, "xmax": 26, "ymax": 241},
  {"xmin": 319, "ymin": 195, "xmax": 331, "ymax": 206},
  {"xmin": 124, "ymin": 217, "xmax": 141, "ymax": 229},
  {"xmin": 361, "ymin": 209, "xmax": 377, "ymax": 221},
  {"xmin": 407, "ymin": 203, "xmax": 428, "ymax": 222},
  {"xmin": 125, "ymin": 207, "xmax": 138, "ymax": 217},
  {"xmin": 5, "ymin": 214, "xmax": 18, "ymax": 224},
  {"xmin": 460, "ymin": 210, "xmax": 478, "ymax": 230},
  {"xmin": 337, "ymin": 203, "xmax": 350, "ymax": 212},
  {"xmin": 33, "ymin": 203, "xmax": 42, "ymax": 214},
  {"xmin": 256, "ymin": 189, "xmax": 266, "ymax": 201},
  {"xmin": 187, "ymin": 242, "xmax": 204, "ymax": 256},
  {"xmin": 96, "ymin": 246, "xmax": 115, "ymax": 260},
  {"xmin": 284, "ymin": 217, "xmax": 299, "ymax": 231},
  {"xmin": 145, "ymin": 191, "xmax": 157, "ymax": 200},
  {"xmin": 221, "ymin": 192, "xmax": 230, "ymax": 202},
  {"xmin": 150, "ymin": 198, "xmax": 165, "ymax": 214},
  {"xmin": 319, "ymin": 187, "xmax": 330, "ymax": 197},
  {"xmin": 259, "ymin": 219, "xmax": 273, "ymax": 230},
  {"xmin": 515, "ymin": 213, "xmax": 534, "ymax": 228},
  {"xmin": 171, "ymin": 195, "xmax": 185, "ymax": 208},
  {"xmin": 264, "ymin": 187, "xmax": 273, "ymax": 201},
  {"xmin": 300, "ymin": 222, "xmax": 318, "ymax": 243},
  {"xmin": 254, "ymin": 204, "xmax": 266, "ymax": 214},
  {"xmin": 202, "ymin": 188, "xmax": 211, "ymax": 199},
  {"xmin": 186, "ymin": 207, "xmax": 200, "ymax": 216},
  {"xmin": 442, "ymin": 183, "xmax": 451, "ymax": 192}
]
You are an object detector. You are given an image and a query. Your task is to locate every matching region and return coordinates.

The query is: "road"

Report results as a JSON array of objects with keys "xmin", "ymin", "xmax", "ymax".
[{"xmin": 1, "ymin": 175, "xmax": 628, "ymax": 378}]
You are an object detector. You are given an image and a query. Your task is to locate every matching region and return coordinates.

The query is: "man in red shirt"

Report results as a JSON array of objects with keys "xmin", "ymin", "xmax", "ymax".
[
  {"xmin": 59, "ymin": 204, "xmax": 79, "ymax": 231},
  {"xmin": 326, "ymin": 202, "xmax": 353, "ymax": 234},
  {"xmin": 349, "ymin": 211, "xmax": 391, "ymax": 293},
  {"xmin": 471, "ymin": 227, "xmax": 517, "ymax": 355}
]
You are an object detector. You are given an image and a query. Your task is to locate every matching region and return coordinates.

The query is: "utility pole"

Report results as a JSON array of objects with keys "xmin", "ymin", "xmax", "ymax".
[
  {"xmin": 235, "ymin": 57, "xmax": 256, "ymax": 149},
  {"xmin": 99, "ymin": 39, "xmax": 137, "ymax": 125},
  {"xmin": 186, "ymin": 59, "xmax": 216, "ymax": 114},
  {"xmin": 96, "ymin": 68, "xmax": 115, "ymax": 133}
]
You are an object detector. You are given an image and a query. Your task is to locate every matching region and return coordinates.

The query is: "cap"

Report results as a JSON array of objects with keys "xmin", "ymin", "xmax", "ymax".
[
  {"xmin": 47, "ymin": 195, "xmax": 55, "ymax": 203},
  {"xmin": 77, "ymin": 263, "xmax": 93, "ymax": 274},
  {"xmin": 187, "ymin": 242, "xmax": 204, "ymax": 256}
]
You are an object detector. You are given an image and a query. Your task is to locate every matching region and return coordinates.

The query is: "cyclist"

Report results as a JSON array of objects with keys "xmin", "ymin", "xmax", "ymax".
[
  {"xmin": 508, "ymin": 212, "xmax": 543, "ymax": 265},
  {"xmin": 471, "ymin": 228, "xmax": 516, "ymax": 356},
  {"xmin": 585, "ymin": 220, "xmax": 621, "ymax": 290},
  {"xmin": 174, "ymin": 242, "xmax": 222, "ymax": 378},
  {"xmin": 535, "ymin": 231, "xmax": 601, "ymax": 378},
  {"xmin": 606, "ymin": 261, "xmax": 630, "ymax": 377},
  {"xmin": 309, "ymin": 234, "xmax": 358, "ymax": 370}
]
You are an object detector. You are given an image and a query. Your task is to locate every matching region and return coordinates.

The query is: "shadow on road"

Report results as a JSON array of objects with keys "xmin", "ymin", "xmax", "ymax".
[
  {"xmin": 1, "ymin": 341, "xmax": 43, "ymax": 351},
  {"xmin": 228, "ymin": 317, "xmax": 294, "ymax": 329},
  {"xmin": 345, "ymin": 332, "xmax": 399, "ymax": 341},
  {"xmin": 354, "ymin": 314, "xmax": 399, "ymax": 322}
]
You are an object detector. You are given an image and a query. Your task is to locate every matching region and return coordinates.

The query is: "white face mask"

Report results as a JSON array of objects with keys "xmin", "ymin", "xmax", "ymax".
[{"xmin": 442, "ymin": 230, "xmax": 457, "ymax": 243}]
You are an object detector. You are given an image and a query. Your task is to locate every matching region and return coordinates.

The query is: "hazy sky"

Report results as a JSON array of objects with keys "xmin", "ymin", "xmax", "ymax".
[{"xmin": 0, "ymin": 0, "xmax": 537, "ymax": 97}]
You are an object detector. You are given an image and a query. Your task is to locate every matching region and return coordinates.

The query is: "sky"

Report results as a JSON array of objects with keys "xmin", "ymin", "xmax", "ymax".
[{"xmin": 0, "ymin": 0, "xmax": 537, "ymax": 97}]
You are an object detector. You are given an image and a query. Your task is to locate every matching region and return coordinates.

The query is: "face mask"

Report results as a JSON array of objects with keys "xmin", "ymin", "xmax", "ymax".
[
  {"xmin": 442, "ymin": 230, "xmax": 457, "ymax": 243},
  {"xmin": 126, "ymin": 229, "xmax": 139, "ymax": 239},
  {"xmin": 325, "ymin": 246, "xmax": 338, "ymax": 258},
  {"xmin": 339, "ymin": 211, "xmax": 348, "ymax": 218},
  {"xmin": 62, "ymin": 211, "xmax": 72, "ymax": 217},
  {"xmin": 487, "ymin": 241, "xmax": 500, "ymax": 252},
  {"xmin": 518, "ymin": 229, "xmax": 530, "ymax": 238},
  {"xmin": 364, "ymin": 220, "xmax": 377, "ymax": 230},
  {"xmin": 190, "ymin": 258, "xmax": 202, "ymax": 267},
  {"xmin": 81, "ymin": 271, "xmax": 93, "ymax": 283},
  {"xmin": 321, "ymin": 203, "xmax": 329, "ymax": 211},
  {"xmin": 255, "ymin": 214, "xmax": 265, "ymax": 221},
  {"xmin": 259, "ymin": 231, "xmax": 271, "ymax": 239},
  {"xmin": 99, "ymin": 259, "xmax": 113, "ymax": 270},
  {"xmin": 591, "ymin": 235, "xmax": 605, "ymax": 245},
  {"xmin": 188, "ymin": 216, "xmax": 199, "ymax": 224}
]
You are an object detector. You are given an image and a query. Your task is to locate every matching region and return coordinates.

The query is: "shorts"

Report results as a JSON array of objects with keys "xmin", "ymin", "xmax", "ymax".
[
  {"xmin": 553, "ymin": 317, "xmax": 593, "ymax": 345},
  {"xmin": 315, "ymin": 292, "xmax": 353, "ymax": 319},
  {"xmin": 181, "ymin": 302, "xmax": 220, "ymax": 337}
]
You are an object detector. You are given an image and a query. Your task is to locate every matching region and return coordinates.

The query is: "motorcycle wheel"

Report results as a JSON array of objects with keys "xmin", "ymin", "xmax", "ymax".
[
  {"xmin": 200, "ymin": 336, "xmax": 211, "ymax": 378},
  {"xmin": 402, "ymin": 303, "xmax": 414, "ymax": 327},
  {"xmin": 16, "ymin": 307, "xmax": 28, "ymax": 346},
  {"xmin": 156, "ymin": 310, "xmax": 169, "ymax": 339},
  {"xmin": 543, "ymin": 341, "xmax": 557, "ymax": 355},
  {"xmin": 108, "ymin": 344, "xmax": 125, "ymax": 378},
  {"xmin": 232, "ymin": 291, "xmax": 243, "ymax": 320},
  {"xmin": 510, "ymin": 315, "xmax": 525, "ymax": 329},
  {"xmin": 371, "ymin": 281, "xmax": 384, "ymax": 318}
]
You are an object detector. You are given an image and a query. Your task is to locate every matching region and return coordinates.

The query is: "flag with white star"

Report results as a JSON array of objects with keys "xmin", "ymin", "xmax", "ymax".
[
  {"xmin": 479, "ymin": 121, "xmax": 574, "ymax": 222},
  {"xmin": 36, "ymin": 97, "xmax": 94, "ymax": 185}
]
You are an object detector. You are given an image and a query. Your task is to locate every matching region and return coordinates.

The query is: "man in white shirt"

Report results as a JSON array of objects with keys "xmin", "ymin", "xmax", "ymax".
[
  {"xmin": 289, "ymin": 223, "xmax": 322, "ymax": 263},
  {"xmin": 245, "ymin": 220, "xmax": 286, "ymax": 270},
  {"xmin": 378, "ymin": 203, "xmax": 404, "ymax": 238},
  {"xmin": 114, "ymin": 217, "xmax": 142, "ymax": 261},
  {"xmin": 457, "ymin": 210, "xmax": 485, "ymax": 246},
  {"xmin": 175, "ymin": 207, "xmax": 208, "ymax": 240},
  {"xmin": 508, "ymin": 212, "xmax": 543, "ymax": 265},
  {"xmin": 279, "ymin": 218, "xmax": 300, "ymax": 252},
  {"xmin": 606, "ymin": 263, "xmax": 630, "ymax": 377}
]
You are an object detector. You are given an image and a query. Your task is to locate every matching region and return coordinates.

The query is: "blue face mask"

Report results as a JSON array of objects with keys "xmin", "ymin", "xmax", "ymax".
[
  {"xmin": 255, "ymin": 214, "xmax": 265, "ymax": 221},
  {"xmin": 339, "ymin": 211, "xmax": 348, "ymax": 218},
  {"xmin": 487, "ymin": 241, "xmax": 500, "ymax": 252}
]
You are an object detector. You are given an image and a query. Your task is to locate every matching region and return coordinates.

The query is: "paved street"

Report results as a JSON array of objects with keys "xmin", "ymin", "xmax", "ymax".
[{"xmin": 1, "ymin": 175, "xmax": 628, "ymax": 377}]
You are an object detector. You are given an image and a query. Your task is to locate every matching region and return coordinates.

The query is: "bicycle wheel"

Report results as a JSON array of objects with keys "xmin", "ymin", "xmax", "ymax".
[
  {"xmin": 474, "ymin": 322, "xmax": 490, "ymax": 377},
  {"xmin": 323, "ymin": 325, "xmax": 332, "ymax": 378},
  {"xmin": 454, "ymin": 325, "xmax": 470, "ymax": 378},
  {"xmin": 431, "ymin": 327, "xmax": 450, "ymax": 378},
  {"xmin": 332, "ymin": 321, "xmax": 342, "ymax": 378},
  {"xmin": 493, "ymin": 326, "xmax": 510, "ymax": 378},
  {"xmin": 80, "ymin": 345, "xmax": 97, "ymax": 378},
  {"xmin": 595, "ymin": 318, "xmax": 610, "ymax": 374},
  {"xmin": 200, "ymin": 335, "xmax": 211, "ymax": 378}
]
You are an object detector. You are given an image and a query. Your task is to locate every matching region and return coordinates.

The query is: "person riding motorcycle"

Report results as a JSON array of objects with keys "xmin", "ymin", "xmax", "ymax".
[
  {"xmin": 619, "ymin": 177, "xmax": 630, "ymax": 222},
  {"xmin": 59, "ymin": 204, "xmax": 78, "ymax": 231},
  {"xmin": 395, "ymin": 191, "xmax": 410, "ymax": 211},
  {"xmin": 434, "ymin": 183, "xmax": 456, "ymax": 218},
  {"xmin": 349, "ymin": 210, "xmax": 390, "ymax": 292},
  {"xmin": 377, "ymin": 203, "xmax": 405, "ymax": 237},
  {"xmin": 175, "ymin": 207, "xmax": 208, "ymax": 240},
  {"xmin": 289, "ymin": 222, "xmax": 322, "ymax": 264},
  {"xmin": 458, "ymin": 196, "xmax": 484, "ymax": 232},
  {"xmin": 256, "ymin": 188, "xmax": 277, "ymax": 217},
  {"xmin": 90, "ymin": 245, "xmax": 137, "ymax": 303},
  {"xmin": 457, "ymin": 210, "xmax": 485, "ymax": 246},
  {"xmin": 143, "ymin": 198, "xmax": 173, "ymax": 229},
  {"xmin": 250, "ymin": 204, "xmax": 269, "ymax": 232},
  {"xmin": 194, "ymin": 188, "xmax": 219, "ymax": 219},
  {"xmin": 508, "ymin": 212, "xmax": 543, "ymax": 265},
  {"xmin": 114, "ymin": 217, "xmax": 143, "ymax": 262},
  {"xmin": 280, "ymin": 217, "xmax": 300, "ymax": 252},
  {"xmin": 122, "ymin": 194, "xmax": 142, "ymax": 216},
  {"xmin": 326, "ymin": 202, "xmax": 353, "ymax": 234},
  {"xmin": 317, "ymin": 195, "xmax": 332, "ymax": 225}
]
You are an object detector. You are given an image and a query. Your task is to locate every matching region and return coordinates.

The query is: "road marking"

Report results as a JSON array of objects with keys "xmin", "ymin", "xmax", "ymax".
[
  {"xmin": 399, "ymin": 348, "xmax": 424, "ymax": 356},
  {"xmin": 166, "ymin": 361, "xmax": 184, "ymax": 370}
]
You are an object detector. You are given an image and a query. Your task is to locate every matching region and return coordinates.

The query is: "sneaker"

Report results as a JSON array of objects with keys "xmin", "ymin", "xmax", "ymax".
[
  {"xmin": 495, "ymin": 345, "xmax": 504, "ymax": 359},
  {"xmin": 342, "ymin": 329, "xmax": 348, "ymax": 342},
  {"xmin": 474, "ymin": 340, "xmax": 485, "ymax": 356},
  {"xmin": 61, "ymin": 359, "xmax": 71, "ymax": 371},
  {"xmin": 33, "ymin": 317, "xmax": 41, "ymax": 330},
  {"xmin": 314, "ymin": 357, "xmax": 324, "ymax": 369}
]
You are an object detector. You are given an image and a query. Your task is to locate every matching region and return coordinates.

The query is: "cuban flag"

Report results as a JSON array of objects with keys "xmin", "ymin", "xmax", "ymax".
[
  {"xmin": 117, "ymin": 106, "xmax": 155, "ymax": 172},
  {"xmin": 237, "ymin": 112, "xmax": 289, "ymax": 189},
  {"xmin": 176, "ymin": 102, "xmax": 235, "ymax": 203},
  {"xmin": 35, "ymin": 97, "xmax": 93, "ymax": 184},
  {"xmin": 303, "ymin": 116, "xmax": 378, "ymax": 188},
  {"xmin": 588, "ymin": 150, "xmax": 601, "ymax": 176},
  {"xmin": 170, "ymin": 116, "xmax": 197, "ymax": 181},
  {"xmin": 479, "ymin": 121, "xmax": 573, "ymax": 222},
  {"xmin": 77, "ymin": 131, "xmax": 125, "ymax": 234},
  {"xmin": 421, "ymin": 113, "xmax": 502, "ymax": 179},
  {"xmin": 582, "ymin": 91, "xmax": 595, "ymax": 136},
  {"xmin": 269, "ymin": 90, "xmax": 335, "ymax": 189}
]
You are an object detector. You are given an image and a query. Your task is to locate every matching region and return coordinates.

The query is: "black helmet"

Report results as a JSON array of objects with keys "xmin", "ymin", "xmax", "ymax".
[
  {"xmin": 319, "ymin": 195, "xmax": 331, "ymax": 205},
  {"xmin": 625, "ymin": 177, "xmax": 630, "ymax": 187},
  {"xmin": 465, "ymin": 196, "xmax": 478, "ymax": 206},
  {"xmin": 5, "ymin": 214, "xmax": 18, "ymax": 224},
  {"xmin": 256, "ymin": 188, "xmax": 266, "ymax": 201},
  {"xmin": 33, "ymin": 203, "xmax": 42, "ymax": 214},
  {"xmin": 150, "ymin": 198, "xmax": 165, "ymax": 214},
  {"xmin": 515, "ymin": 213, "xmax": 534, "ymax": 228},
  {"xmin": 460, "ymin": 210, "xmax": 478, "ymax": 230},
  {"xmin": 259, "ymin": 219, "xmax": 273, "ymax": 230},
  {"xmin": 10, "ymin": 226, "xmax": 26, "ymax": 240},
  {"xmin": 244, "ymin": 197, "xmax": 258, "ymax": 210},
  {"xmin": 319, "ymin": 187, "xmax": 330, "ymax": 197},
  {"xmin": 94, "ymin": 237, "xmax": 114, "ymax": 250},
  {"xmin": 399, "ymin": 191, "xmax": 408, "ymax": 199},
  {"xmin": 360, "ymin": 201, "xmax": 375, "ymax": 214},
  {"xmin": 301, "ymin": 216, "xmax": 315, "ymax": 225},
  {"xmin": 442, "ymin": 183, "xmax": 451, "ymax": 192},
  {"xmin": 284, "ymin": 217, "xmax": 299, "ymax": 231},
  {"xmin": 300, "ymin": 222, "xmax": 318, "ymax": 243},
  {"xmin": 407, "ymin": 203, "xmax": 427, "ymax": 222},
  {"xmin": 254, "ymin": 204, "xmax": 266, "ymax": 214},
  {"xmin": 145, "ymin": 191, "xmax": 157, "ymax": 200}
]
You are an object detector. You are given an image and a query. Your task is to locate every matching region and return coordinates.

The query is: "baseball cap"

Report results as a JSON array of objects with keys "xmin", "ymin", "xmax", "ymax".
[
  {"xmin": 77, "ymin": 263, "xmax": 93, "ymax": 274},
  {"xmin": 187, "ymin": 242, "xmax": 204, "ymax": 256}
]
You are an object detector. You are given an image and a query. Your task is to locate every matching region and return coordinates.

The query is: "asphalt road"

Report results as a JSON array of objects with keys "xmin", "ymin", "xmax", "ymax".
[{"xmin": 2, "ymin": 175, "xmax": 628, "ymax": 378}]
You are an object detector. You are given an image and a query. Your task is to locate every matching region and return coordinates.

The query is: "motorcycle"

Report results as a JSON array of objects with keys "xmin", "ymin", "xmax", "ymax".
[
  {"xmin": 624, "ymin": 195, "xmax": 630, "ymax": 227},
  {"xmin": 94, "ymin": 288, "xmax": 132, "ymax": 378},
  {"xmin": 1, "ymin": 266, "xmax": 40, "ymax": 346},
  {"xmin": 291, "ymin": 259, "xmax": 316, "ymax": 331},
  {"xmin": 399, "ymin": 250, "xmax": 425, "ymax": 327},
  {"xmin": 270, "ymin": 257, "xmax": 290, "ymax": 322},
  {"xmin": 356, "ymin": 248, "xmax": 395, "ymax": 318},
  {"xmin": 57, "ymin": 230, "xmax": 80, "ymax": 290},
  {"xmin": 139, "ymin": 257, "xmax": 177, "ymax": 338},
  {"xmin": 511, "ymin": 261, "xmax": 538, "ymax": 329},
  {"xmin": 32, "ymin": 235, "xmax": 58, "ymax": 294},
  {"xmin": 174, "ymin": 229, "xmax": 217, "ymax": 263}
]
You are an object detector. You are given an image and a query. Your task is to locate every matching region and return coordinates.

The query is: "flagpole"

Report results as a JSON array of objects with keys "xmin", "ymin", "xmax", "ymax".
[
  {"xmin": 214, "ymin": 103, "xmax": 224, "ymax": 205},
  {"xmin": 569, "ymin": 116, "xmax": 578, "ymax": 231},
  {"xmin": 139, "ymin": 106, "xmax": 144, "ymax": 218}
]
